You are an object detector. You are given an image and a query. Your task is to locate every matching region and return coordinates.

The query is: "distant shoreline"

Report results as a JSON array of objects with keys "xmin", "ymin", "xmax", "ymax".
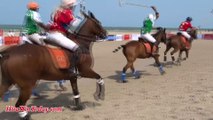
[
  {"xmin": 1, "ymin": 25, "xmax": 213, "ymax": 36},
  {"xmin": 0, "ymin": 24, "xmax": 213, "ymax": 31}
]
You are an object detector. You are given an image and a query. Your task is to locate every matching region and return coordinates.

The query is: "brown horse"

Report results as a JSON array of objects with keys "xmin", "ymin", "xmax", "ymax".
[
  {"xmin": 0, "ymin": 11, "xmax": 107, "ymax": 120},
  {"xmin": 113, "ymin": 27, "xmax": 167, "ymax": 82},
  {"xmin": 164, "ymin": 28, "xmax": 197, "ymax": 65}
]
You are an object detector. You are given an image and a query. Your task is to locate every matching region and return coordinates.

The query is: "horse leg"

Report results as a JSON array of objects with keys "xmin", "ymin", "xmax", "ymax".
[
  {"xmin": 179, "ymin": 50, "xmax": 183, "ymax": 61},
  {"xmin": 80, "ymin": 68, "xmax": 105, "ymax": 101},
  {"xmin": 0, "ymin": 81, "xmax": 12, "ymax": 102},
  {"xmin": 15, "ymin": 87, "xmax": 33, "ymax": 120},
  {"xmin": 122, "ymin": 60, "xmax": 134, "ymax": 82},
  {"xmin": 69, "ymin": 77, "xmax": 85, "ymax": 110},
  {"xmin": 176, "ymin": 50, "xmax": 183, "ymax": 66},
  {"xmin": 184, "ymin": 50, "xmax": 189, "ymax": 60},
  {"xmin": 170, "ymin": 48, "xmax": 179, "ymax": 63},
  {"xmin": 153, "ymin": 55, "xmax": 165, "ymax": 75},
  {"xmin": 130, "ymin": 64, "xmax": 140, "ymax": 79},
  {"xmin": 164, "ymin": 46, "xmax": 171, "ymax": 62}
]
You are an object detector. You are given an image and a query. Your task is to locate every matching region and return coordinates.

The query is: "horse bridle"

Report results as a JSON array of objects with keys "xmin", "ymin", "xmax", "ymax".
[
  {"xmin": 72, "ymin": 32, "xmax": 98, "ymax": 42},
  {"xmin": 71, "ymin": 15, "xmax": 106, "ymax": 42}
]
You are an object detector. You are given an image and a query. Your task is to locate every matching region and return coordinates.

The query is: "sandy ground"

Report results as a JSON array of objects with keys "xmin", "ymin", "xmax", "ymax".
[{"xmin": 1, "ymin": 39, "xmax": 213, "ymax": 120}]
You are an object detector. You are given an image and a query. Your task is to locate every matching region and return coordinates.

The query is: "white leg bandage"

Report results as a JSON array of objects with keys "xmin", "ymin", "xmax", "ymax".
[
  {"xmin": 73, "ymin": 94, "xmax": 80, "ymax": 99},
  {"xmin": 18, "ymin": 111, "xmax": 28, "ymax": 118},
  {"xmin": 97, "ymin": 78, "xmax": 104, "ymax": 85}
]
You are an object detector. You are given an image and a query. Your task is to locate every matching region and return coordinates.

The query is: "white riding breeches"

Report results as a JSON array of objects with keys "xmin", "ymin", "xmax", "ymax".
[
  {"xmin": 141, "ymin": 33, "xmax": 156, "ymax": 43},
  {"xmin": 46, "ymin": 32, "xmax": 79, "ymax": 51},
  {"xmin": 179, "ymin": 31, "xmax": 191, "ymax": 40},
  {"xmin": 27, "ymin": 33, "xmax": 46, "ymax": 45}
]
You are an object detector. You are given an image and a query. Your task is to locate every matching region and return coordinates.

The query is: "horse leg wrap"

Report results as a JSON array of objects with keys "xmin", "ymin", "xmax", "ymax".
[
  {"xmin": 97, "ymin": 78, "xmax": 104, "ymax": 85},
  {"xmin": 94, "ymin": 78, "xmax": 102, "ymax": 100},
  {"xmin": 3, "ymin": 91, "xmax": 10, "ymax": 102},
  {"xmin": 97, "ymin": 79, "xmax": 105, "ymax": 98},
  {"xmin": 73, "ymin": 94, "xmax": 81, "ymax": 107},
  {"xmin": 158, "ymin": 65, "xmax": 165, "ymax": 75},
  {"xmin": 19, "ymin": 111, "xmax": 28, "ymax": 118},
  {"xmin": 121, "ymin": 73, "xmax": 126, "ymax": 82},
  {"xmin": 73, "ymin": 94, "xmax": 80, "ymax": 99}
]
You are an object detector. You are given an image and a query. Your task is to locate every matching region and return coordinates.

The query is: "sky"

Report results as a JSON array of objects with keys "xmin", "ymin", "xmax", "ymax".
[{"xmin": 0, "ymin": 0, "xmax": 213, "ymax": 29}]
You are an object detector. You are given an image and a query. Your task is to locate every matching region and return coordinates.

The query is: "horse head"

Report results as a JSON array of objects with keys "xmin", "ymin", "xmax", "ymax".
[
  {"xmin": 72, "ymin": 11, "xmax": 107, "ymax": 49},
  {"xmin": 188, "ymin": 28, "xmax": 197, "ymax": 39},
  {"xmin": 153, "ymin": 27, "xmax": 167, "ymax": 45}
]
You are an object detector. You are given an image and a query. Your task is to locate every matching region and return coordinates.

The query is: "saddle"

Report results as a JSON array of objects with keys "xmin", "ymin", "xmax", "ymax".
[
  {"xmin": 138, "ymin": 37, "xmax": 157, "ymax": 55},
  {"xmin": 177, "ymin": 33, "xmax": 191, "ymax": 49}
]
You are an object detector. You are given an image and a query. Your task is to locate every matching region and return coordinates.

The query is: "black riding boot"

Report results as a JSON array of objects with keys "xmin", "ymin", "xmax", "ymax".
[
  {"xmin": 151, "ymin": 42, "xmax": 158, "ymax": 56},
  {"xmin": 70, "ymin": 47, "xmax": 82, "ymax": 74},
  {"xmin": 70, "ymin": 46, "xmax": 88, "ymax": 74}
]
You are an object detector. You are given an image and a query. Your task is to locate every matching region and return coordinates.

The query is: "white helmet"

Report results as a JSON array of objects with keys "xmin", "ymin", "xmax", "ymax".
[
  {"xmin": 61, "ymin": 0, "xmax": 76, "ymax": 7},
  {"xmin": 148, "ymin": 14, "xmax": 154, "ymax": 21}
]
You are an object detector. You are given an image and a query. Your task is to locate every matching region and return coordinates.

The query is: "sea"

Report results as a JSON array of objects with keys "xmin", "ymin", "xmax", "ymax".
[{"xmin": 0, "ymin": 25, "xmax": 213, "ymax": 35}]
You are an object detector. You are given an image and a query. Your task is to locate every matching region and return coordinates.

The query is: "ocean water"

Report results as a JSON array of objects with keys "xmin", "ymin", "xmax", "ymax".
[{"xmin": 0, "ymin": 25, "xmax": 213, "ymax": 35}]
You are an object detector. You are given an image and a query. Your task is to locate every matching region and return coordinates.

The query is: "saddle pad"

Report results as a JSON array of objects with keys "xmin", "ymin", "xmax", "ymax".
[
  {"xmin": 143, "ymin": 43, "xmax": 157, "ymax": 54},
  {"xmin": 47, "ymin": 47, "xmax": 70, "ymax": 69}
]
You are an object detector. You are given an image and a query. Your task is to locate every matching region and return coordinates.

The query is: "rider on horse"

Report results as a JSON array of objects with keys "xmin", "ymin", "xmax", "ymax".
[
  {"xmin": 178, "ymin": 17, "xmax": 195, "ymax": 49},
  {"xmin": 23, "ymin": 1, "xmax": 49, "ymax": 45},
  {"xmin": 46, "ymin": 0, "xmax": 85, "ymax": 71},
  {"xmin": 140, "ymin": 6, "xmax": 160, "ymax": 56}
]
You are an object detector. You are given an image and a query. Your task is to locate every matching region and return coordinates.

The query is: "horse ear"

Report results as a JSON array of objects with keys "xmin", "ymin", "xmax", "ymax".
[
  {"xmin": 81, "ymin": 11, "xmax": 89, "ymax": 18},
  {"xmin": 156, "ymin": 27, "xmax": 163, "ymax": 30},
  {"xmin": 88, "ymin": 10, "xmax": 101, "ymax": 23},
  {"xmin": 88, "ymin": 10, "xmax": 96, "ymax": 19}
]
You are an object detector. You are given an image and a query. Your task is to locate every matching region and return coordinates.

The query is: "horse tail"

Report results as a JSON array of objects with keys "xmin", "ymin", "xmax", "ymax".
[
  {"xmin": 112, "ymin": 45, "xmax": 125, "ymax": 53},
  {"xmin": 0, "ymin": 54, "xmax": 2, "ymax": 74}
]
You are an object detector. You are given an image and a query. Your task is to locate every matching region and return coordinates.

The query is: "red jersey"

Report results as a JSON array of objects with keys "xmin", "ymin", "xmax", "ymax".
[
  {"xmin": 50, "ymin": 9, "xmax": 75, "ymax": 33},
  {"xmin": 179, "ymin": 21, "xmax": 193, "ymax": 31}
]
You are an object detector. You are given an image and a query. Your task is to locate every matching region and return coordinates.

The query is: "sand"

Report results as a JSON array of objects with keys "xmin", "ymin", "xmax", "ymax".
[{"xmin": 0, "ymin": 39, "xmax": 213, "ymax": 120}]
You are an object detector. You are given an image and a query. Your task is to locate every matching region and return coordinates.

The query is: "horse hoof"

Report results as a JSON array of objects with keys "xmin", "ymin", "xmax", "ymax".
[
  {"xmin": 59, "ymin": 85, "xmax": 67, "ymax": 91},
  {"xmin": 99, "ymin": 94, "xmax": 105, "ymax": 100},
  {"xmin": 134, "ymin": 75, "xmax": 140, "ymax": 79},
  {"xmin": 93, "ymin": 93, "xmax": 100, "ymax": 101},
  {"xmin": 183, "ymin": 58, "xmax": 187, "ymax": 61},
  {"xmin": 133, "ymin": 72, "xmax": 140, "ymax": 79},
  {"xmin": 161, "ymin": 71, "xmax": 166, "ymax": 75},
  {"xmin": 122, "ymin": 80, "xmax": 128, "ymax": 83},
  {"xmin": 69, "ymin": 104, "xmax": 85, "ymax": 111}
]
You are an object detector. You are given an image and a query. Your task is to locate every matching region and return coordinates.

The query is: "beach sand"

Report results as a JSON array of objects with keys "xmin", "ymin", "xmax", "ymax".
[{"xmin": 0, "ymin": 39, "xmax": 213, "ymax": 120}]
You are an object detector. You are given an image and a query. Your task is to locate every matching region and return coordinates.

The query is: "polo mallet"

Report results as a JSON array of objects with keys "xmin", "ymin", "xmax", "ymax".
[{"xmin": 119, "ymin": 0, "xmax": 150, "ymax": 8}]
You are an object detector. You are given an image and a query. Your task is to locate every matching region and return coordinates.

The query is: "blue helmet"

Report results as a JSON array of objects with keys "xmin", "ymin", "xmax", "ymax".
[{"xmin": 186, "ymin": 17, "xmax": 192, "ymax": 22}]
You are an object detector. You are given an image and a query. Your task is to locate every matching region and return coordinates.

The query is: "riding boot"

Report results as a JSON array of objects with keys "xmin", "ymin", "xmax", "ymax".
[
  {"xmin": 186, "ymin": 38, "xmax": 192, "ymax": 49},
  {"xmin": 151, "ymin": 42, "xmax": 158, "ymax": 56},
  {"xmin": 70, "ymin": 47, "xmax": 83, "ymax": 75},
  {"xmin": 70, "ymin": 46, "xmax": 88, "ymax": 75}
]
